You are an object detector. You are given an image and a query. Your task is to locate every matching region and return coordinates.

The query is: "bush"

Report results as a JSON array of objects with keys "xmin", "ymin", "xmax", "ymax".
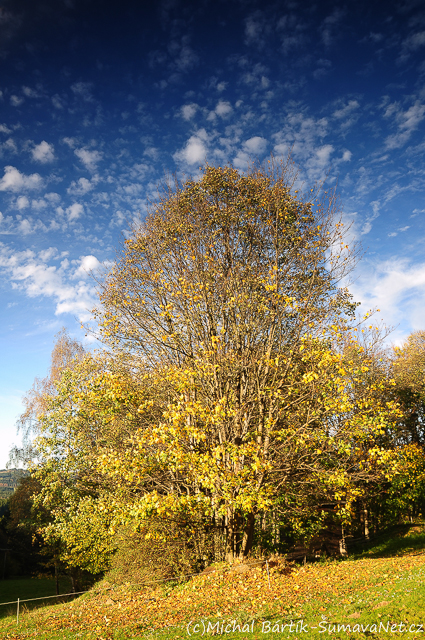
[{"xmin": 107, "ymin": 517, "xmax": 218, "ymax": 585}]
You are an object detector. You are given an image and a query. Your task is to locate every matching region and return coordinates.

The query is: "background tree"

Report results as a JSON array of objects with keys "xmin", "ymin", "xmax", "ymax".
[
  {"xmin": 369, "ymin": 331, "xmax": 425, "ymax": 526},
  {"xmin": 30, "ymin": 350, "xmax": 141, "ymax": 575},
  {"xmin": 392, "ymin": 331, "xmax": 425, "ymax": 446},
  {"xmin": 11, "ymin": 328, "xmax": 85, "ymax": 467}
]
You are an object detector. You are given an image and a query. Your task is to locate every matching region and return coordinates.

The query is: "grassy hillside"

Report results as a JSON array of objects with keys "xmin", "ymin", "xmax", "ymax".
[
  {"xmin": 0, "ymin": 469, "xmax": 28, "ymax": 499},
  {"xmin": 0, "ymin": 525, "xmax": 424, "ymax": 639},
  {"xmin": 0, "ymin": 576, "xmax": 72, "ymax": 619}
]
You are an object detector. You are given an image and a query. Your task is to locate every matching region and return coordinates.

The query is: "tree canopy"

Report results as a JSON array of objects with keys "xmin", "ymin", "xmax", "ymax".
[{"xmin": 16, "ymin": 160, "xmax": 417, "ymax": 573}]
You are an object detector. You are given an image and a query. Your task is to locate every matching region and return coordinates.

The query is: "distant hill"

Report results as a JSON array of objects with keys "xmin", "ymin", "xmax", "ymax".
[{"xmin": 0, "ymin": 468, "xmax": 29, "ymax": 499}]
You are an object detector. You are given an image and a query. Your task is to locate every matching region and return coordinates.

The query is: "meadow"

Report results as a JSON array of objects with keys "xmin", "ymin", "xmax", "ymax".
[
  {"xmin": 0, "ymin": 525, "xmax": 424, "ymax": 639},
  {"xmin": 0, "ymin": 576, "xmax": 73, "ymax": 619}
]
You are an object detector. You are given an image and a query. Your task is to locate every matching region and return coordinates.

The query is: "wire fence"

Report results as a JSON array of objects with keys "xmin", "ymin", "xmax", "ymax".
[
  {"xmin": 0, "ymin": 584, "xmax": 112, "ymax": 626},
  {"xmin": 3, "ymin": 529, "xmax": 424, "ymax": 626},
  {"xmin": 0, "ymin": 558, "xmax": 270, "ymax": 625}
]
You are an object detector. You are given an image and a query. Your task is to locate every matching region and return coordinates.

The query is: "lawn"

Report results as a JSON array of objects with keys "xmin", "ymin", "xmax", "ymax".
[
  {"xmin": 0, "ymin": 576, "xmax": 73, "ymax": 619},
  {"xmin": 0, "ymin": 526, "xmax": 424, "ymax": 639}
]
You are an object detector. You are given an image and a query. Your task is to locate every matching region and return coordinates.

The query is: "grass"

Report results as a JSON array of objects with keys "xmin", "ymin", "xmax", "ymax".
[
  {"xmin": 0, "ymin": 576, "xmax": 73, "ymax": 619},
  {"xmin": 350, "ymin": 524, "xmax": 425, "ymax": 558},
  {"xmin": 0, "ymin": 525, "xmax": 424, "ymax": 639}
]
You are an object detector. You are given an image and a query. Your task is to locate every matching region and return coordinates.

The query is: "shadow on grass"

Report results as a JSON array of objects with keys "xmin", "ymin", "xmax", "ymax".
[
  {"xmin": 0, "ymin": 576, "xmax": 75, "ymax": 619},
  {"xmin": 348, "ymin": 523, "xmax": 425, "ymax": 559}
]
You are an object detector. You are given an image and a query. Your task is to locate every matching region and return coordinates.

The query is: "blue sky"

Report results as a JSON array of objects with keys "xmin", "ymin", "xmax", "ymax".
[{"xmin": 1, "ymin": 0, "xmax": 425, "ymax": 467}]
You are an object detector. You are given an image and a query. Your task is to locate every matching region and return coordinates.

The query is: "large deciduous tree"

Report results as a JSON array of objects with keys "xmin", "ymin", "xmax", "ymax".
[{"xmin": 91, "ymin": 162, "xmax": 398, "ymax": 561}]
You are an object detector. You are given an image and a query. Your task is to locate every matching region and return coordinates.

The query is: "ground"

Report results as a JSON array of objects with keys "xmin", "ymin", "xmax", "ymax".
[{"xmin": 0, "ymin": 525, "xmax": 424, "ymax": 639}]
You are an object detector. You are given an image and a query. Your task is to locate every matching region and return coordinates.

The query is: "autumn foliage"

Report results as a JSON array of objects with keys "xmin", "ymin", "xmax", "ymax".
[{"xmin": 15, "ymin": 161, "xmax": 425, "ymax": 579}]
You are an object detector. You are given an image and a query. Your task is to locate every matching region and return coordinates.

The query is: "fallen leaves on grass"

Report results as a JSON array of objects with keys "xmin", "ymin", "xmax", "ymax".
[{"xmin": 1, "ymin": 553, "xmax": 425, "ymax": 639}]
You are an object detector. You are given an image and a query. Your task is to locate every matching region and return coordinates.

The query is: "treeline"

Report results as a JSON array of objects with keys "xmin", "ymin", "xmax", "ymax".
[
  {"xmin": 9, "ymin": 161, "xmax": 425, "ymax": 583},
  {"xmin": 0, "ymin": 469, "xmax": 28, "ymax": 499}
]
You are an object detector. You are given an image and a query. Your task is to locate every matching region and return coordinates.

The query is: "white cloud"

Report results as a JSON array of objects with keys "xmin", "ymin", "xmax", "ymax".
[
  {"xmin": 384, "ymin": 100, "xmax": 425, "ymax": 149},
  {"xmin": 273, "ymin": 113, "xmax": 329, "ymax": 162},
  {"xmin": 74, "ymin": 255, "xmax": 101, "ymax": 278},
  {"xmin": 18, "ymin": 219, "xmax": 32, "ymax": 235},
  {"xmin": 314, "ymin": 144, "xmax": 334, "ymax": 165},
  {"xmin": 181, "ymin": 103, "xmax": 198, "ymax": 120},
  {"xmin": 143, "ymin": 147, "xmax": 159, "ymax": 160},
  {"xmin": 39, "ymin": 247, "xmax": 58, "ymax": 262},
  {"xmin": 0, "ymin": 209, "xmax": 61, "ymax": 236},
  {"xmin": 277, "ymin": 15, "xmax": 308, "ymax": 55},
  {"xmin": 2, "ymin": 137, "xmax": 17, "ymax": 154},
  {"xmin": 66, "ymin": 203, "xmax": 84, "ymax": 222},
  {"xmin": 71, "ymin": 82, "xmax": 94, "ymax": 101},
  {"xmin": 31, "ymin": 140, "xmax": 55, "ymax": 163},
  {"xmin": 0, "ymin": 166, "xmax": 43, "ymax": 192},
  {"xmin": 243, "ymin": 136, "xmax": 267, "ymax": 154},
  {"xmin": 207, "ymin": 100, "xmax": 233, "ymax": 121},
  {"xmin": 411, "ymin": 208, "xmax": 425, "ymax": 218},
  {"xmin": 67, "ymin": 176, "xmax": 98, "ymax": 196},
  {"xmin": 400, "ymin": 31, "xmax": 425, "ymax": 61},
  {"xmin": 31, "ymin": 198, "xmax": 48, "ymax": 211},
  {"xmin": 245, "ymin": 12, "xmax": 267, "ymax": 48},
  {"xmin": 387, "ymin": 225, "xmax": 410, "ymax": 237},
  {"xmin": 74, "ymin": 147, "xmax": 102, "ymax": 172},
  {"xmin": 15, "ymin": 196, "xmax": 29, "ymax": 210},
  {"xmin": 52, "ymin": 94, "xmax": 64, "ymax": 109},
  {"xmin": 22, "ymin": 86, "xmax": 42, "ymax": 98},
  {"xmin": 333, "ymin": 100, "xmax": 359, "ymax": 119},
  {"xmin": 358, "ymin": 199, "xmax": 381, "ymax": 236},
  {"xmin": 273, "ymin": 113, "xmax": 352, "ymax": 183},
  {"xmin": 313, "ymin": 59, "xmax": 332, "ymax": 79},
  {"xmin": 0, "ymin": 211, "xmax": 12, "ymax": 235},
  {"xmin": 173, "ymin": 130, "xmax": 208, "ymax": 165},
  {"xmin": 320, "ymin": 8, "xmax": 345, "ymax": 47},
  {"xmin": 234, "ymin": 136, "xmax": 268, "ymax": 169},
  {"xmin": 10, "ymin": 95, "xmax": 24, "ymax": 107},
  {"xmin": 351, "ymin": 258, "xmax": 425, "ymax": 338},
  {"xmin": 0, "ymin": 243, "xmax": 97, "ymax": 322},
  {"xmin": 169, "ymin": 36, "xmax": 199, "ymax": 73},
  {"xmin": 240, "ymin": 62, "xmax": 270, "ymax": 89},
  {"xmin": 304, "ymin": 144, "xmax": 334, "ymax": 181},
  {"xmin": 215, "ymin": 100, "xmax": 233, "ymax": 118},
  {"xmin": 63, "ymin": 137, "xmax": 77, "ymax": 148},
  {"xmin": 405, "ymin": 31, "xmax": 425, "ymax": 51},
  {"xmin": 44, "ymin": 192, "xmax": 61, "ymax": 204}
]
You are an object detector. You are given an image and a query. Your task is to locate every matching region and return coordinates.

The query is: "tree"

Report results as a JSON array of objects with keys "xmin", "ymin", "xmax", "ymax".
[
  {"xmin": 371, "ymin": 331, "xmax": 425, "ymax": 524},
  {"xmin": 392, "ymin": 331, "xmax": 425, "ymax": 446},
  {"xmin": 11, "ymin": 328, "xmax": 85, "ymax": 467},
  {"xmin": 11, "ymin": 330, "xmax": 121, "ymax": 576},
  {"xmin": 91, "ymin": 161, "xmax": 398, "ymax": 561},
  {"xmin": 30, "ymin": 350, "xmax": 140, "ymax": 575}
]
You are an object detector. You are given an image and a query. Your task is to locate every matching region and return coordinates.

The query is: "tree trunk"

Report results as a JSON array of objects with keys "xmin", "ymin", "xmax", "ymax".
[
  {"xmin": 225, "ymin": 515, "xmax": 237, "ymax": 563},
  {"xmin": 225, "ymin": 512, "xmax": 255, "ymax": 562},
  {"xmin": 240, "ymin": 513, "xmax": 255, "ymax": 558},
  {"xmin": 364, "ymin": 508, "xmax": 369, "ymax": 540},
  {"xmin": 55, "ymin": 563, "xmax": 59, "ymax": 596},
  {"xmin": 70, "ymin": 569, "xmax": 81, "ymax": 593}
]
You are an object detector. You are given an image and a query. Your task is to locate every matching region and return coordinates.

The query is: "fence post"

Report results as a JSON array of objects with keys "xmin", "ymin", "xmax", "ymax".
[
  {"xmin": 16, "ymin": 598, "xmax": 19, "ymax": 625},
  {"xmin": 266, "ymin": 560, "xmax": 271, "ymax": 589}
]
